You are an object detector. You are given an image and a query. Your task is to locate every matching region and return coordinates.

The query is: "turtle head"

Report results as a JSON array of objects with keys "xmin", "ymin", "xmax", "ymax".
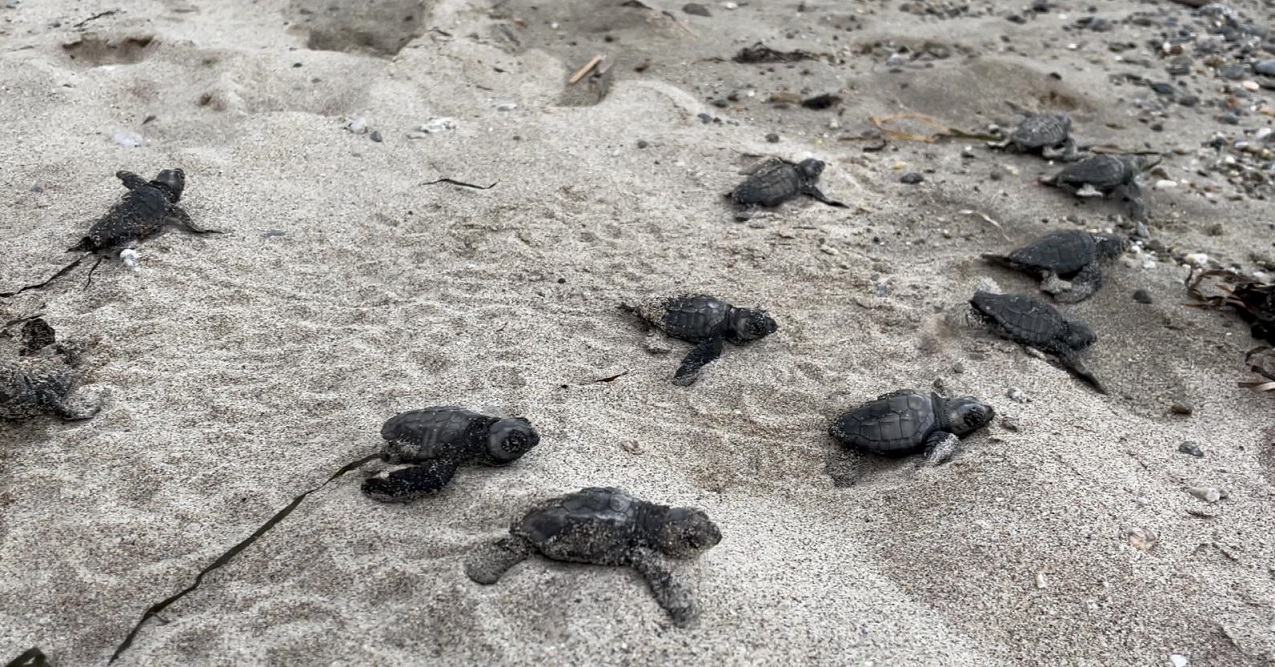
[
  {"xmin": 485, "ymin": 417, "xmax": 540, "ymax": 464},
  {"xmin": 729, "ymin": 307, "xmax": 778, "ymax": 342},
  {"xmin": 1063, "ymin": 320, "xmax": 1097, "ymax": 350},
  {"xmin": 796, "ymin": 158, "xmax": 826, "ymax": 180},
  {"xmin": 1122, "ymin": 153, "xmax": 1160, "ymax": 174},
  {"xmin": 944, "ymin": 396, "xmax": 995, "ymax": 437},
  {"xmin": 150, "ymin": 168, "xmax": 186, "ymax": 202},
  {"xmin": 1094, "ymin": 232, "xmax": 1130, "ymax": 260},
  {"xmin": 657, "ymin": 507, "xmax": 722, "ymax": 558}
]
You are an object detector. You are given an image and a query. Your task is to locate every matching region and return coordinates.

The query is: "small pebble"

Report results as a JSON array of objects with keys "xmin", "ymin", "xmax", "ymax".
[
  {"xmin": 1000, "ymin": 416, "xmax": 1021, "ymax": 432},
  {"xmin": 1133, "ymin": 288, "xmax": 1154, "ymax": 304},
  {"xmin": 900, "ymin": 172, "xmax": 924, "ymax": 184},
  {"xmin": 1007, "ymin": 387, "xmax": 1026, "ymax": 403},
  {"xmin": 765, "ymin": 132, "xmax": 780, "ymax": 143},
  {"xmin": 1256, "ymin": 60, "xmax": 1275, "ymax": 77},
  {"xmin": 1170, "ymin": 401, "xmax": 1193, "ymax": 415},
  {"xmin": 346, "ymin": 117, "xmax": 368, "ymax": 134},
  {"xmin": 1178, "ymin": 442, "xmax": 1203, "ymax": 457},
  {"xmin": 1169, "ymin": 655, "xmax": 1188, "ymax": 667},
  {"xmin": 119, "ymin": 248, "xmax": 140, "ymax": 270},
  {"xmin": 1182, "ymin": 253, "xmax": 1208, "ymax": 266},
  {"xmin": 722, "ymin": 1, "xmax": 738, "ymax": 8},
  {"xmin": 1186, "ymin": 487, "xmax": 1224, "ymax": 503},
  {"xmin": 636, "ymin": 139, "xmax": 648, "ymax": 149},
  {"xmin": 370, "ymin": 130, "xmax": 383, "ymax": 143},
  {"xmin": 414, "ymin": 117, "xmax": 456, "ymax": 134},
  {"xmin": 496, "ymin": 102, "xmax": 518, "ymax": 111},
  {"xmin": 262, "ymin": 229, "xmax": 287, "ymax": 238},
  {"xmin": 1034, "ymin": 572, "xmax": 1048, "ymax": 589},
  {"xmin": 682, "ymin": 2, "xmax": 711, "ymax": 16},
  {"xmin": 952, "ymin": 362, "xmax": 965, "ymax": 374},
  {"xmin": 1154, "ymin": 179, "xmax": 1177, "ymax": 189},
  {"xmin": 1241, "ymin": 80, "xmax": 1260, "ymax": 92}
]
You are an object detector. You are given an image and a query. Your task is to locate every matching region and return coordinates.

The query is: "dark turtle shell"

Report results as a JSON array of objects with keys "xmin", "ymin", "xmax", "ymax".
[
  {"xmin": 1012, "ymin": 113, "xmax": 1070, "ymax": 150},
  {"xmin": 657, "ymin": 294, "xmax": 732, "ymax": 342},
  {"xmin": 512, "ymin": 487, "xmax": 642, "ymax": 566},
  {"xmin": 1049, "ymin": 154, "xmax": 1129, "ymax": 190},
  {"xmin": 970, "ymin": 291, "xmax": 1070, "ymax": 347},
  {"xmin": 829, "ymin": 390, "xmax": 941, "ymax": 456},
  {"xmin": 730, "ymin": 159, "xmax": 802, "ymax": 207},
  {"xmin": 1003, "ymin": 230, "xmax": 1097, "ymax": 275},
  {"xmin": 380, "ymin": 406, "xmax": 489, "ymax": 460}
]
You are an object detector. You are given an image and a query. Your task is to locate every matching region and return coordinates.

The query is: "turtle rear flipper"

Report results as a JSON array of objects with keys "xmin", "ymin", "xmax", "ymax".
[
  {"xmin": 979, "ymin": 252, "xmax": 1026, "ymax": 273},
  {"xmin": 361, "ymin": 459, "xmax": 459, "ymax": 503},
  {"xmin": 630, "ymin": 547, "xmax": 697, "ymax": 627},
  {"xmin": 465, "ymin": 535, "xmax": 533, "ymax": 584},
  {"xmin": 672, "ymin": 337, "xmax": 724, "ymax": 386}
]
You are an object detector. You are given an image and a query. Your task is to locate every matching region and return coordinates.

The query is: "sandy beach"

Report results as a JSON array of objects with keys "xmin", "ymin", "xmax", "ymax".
[{"xmin": 2, "ymin": 0, "xmax": 1274, "ymax": 665}]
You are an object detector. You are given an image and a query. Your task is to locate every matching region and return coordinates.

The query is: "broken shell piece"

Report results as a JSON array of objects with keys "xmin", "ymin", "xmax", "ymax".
[
  {"xmin": 1186, "ymin": 486, "xmax": 1226, "ymax": 503},
  {"xmin": 119, "ymin": 248, "xmax": 140, "ymax": 270},
  {"xmin": 1126, "ymin": 527, "xmax": 1158, "ymax": 551}
]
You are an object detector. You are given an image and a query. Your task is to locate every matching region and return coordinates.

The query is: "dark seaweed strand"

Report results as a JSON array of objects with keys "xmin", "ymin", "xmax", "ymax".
[
  {"xmin": 107, "ymin": 453, "xmax": 380, "ymax": 664},
  {"xmin": 420, "ymin": 178, "xmax": 498, "ymax": 190},
  {"xmin": 0, "ymin": 255, "xmax": 89, "ymax": 298},
  {"xmin": 5, "ymin": 648, "xmax": 51, "ymax": 667}
]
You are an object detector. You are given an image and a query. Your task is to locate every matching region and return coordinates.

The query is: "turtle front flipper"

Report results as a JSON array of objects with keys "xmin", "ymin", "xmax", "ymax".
[
  {"xmin": 464, "ymin": 535, "xmax": 533, "ymax": 584},
  {"xmin": 116, "ymin": 171, "xmax": 149, "ymax": 190},
  {"xmin": 1054, "ymin": 347, "xmax": 1108, "ymax": 395},
  {"xmin": 1123, "ymin": 182, "xmax": 1148, "ymax": 222},
  {"xmin": 802, "ymin": 185, "xmax": 847, "ymax": 209},
  {"xmin": 46, "ymin": 389, "xmax": 103, "ymax": 421},
  {"xmin": 361, "ymin": 459, "xmax": 459, "ymax": 503},
  {"xmin": 167, "ymin": 207, "xmax": 222, "ymax": 235},
  {"xmin": 921, "ymin": 431, "xmax": 960, "ymax": 466},
  {"xmin": 1050, "ymin": 264, "xmax": 1102, "ymax": 304},
  {"xmin": 630, "ymin": 547, "xmax": 697, "ymax": 627},
  {"xmin": 672, "ymin": 337, "xmax": 724, "ymax": 386}
]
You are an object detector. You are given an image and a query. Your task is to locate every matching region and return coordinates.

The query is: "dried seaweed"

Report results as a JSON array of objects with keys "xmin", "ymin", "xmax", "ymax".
[
  {"xmin": 733, "ymin": 42, "xmax": 824, "ymax": 64},
  {"xmin": 1186, "ymin": 269, "xmax": 1275, "ymax": 345},
  {"xmin": 107, "ymin": 453, "xmax": 380, "ymax": 664}
]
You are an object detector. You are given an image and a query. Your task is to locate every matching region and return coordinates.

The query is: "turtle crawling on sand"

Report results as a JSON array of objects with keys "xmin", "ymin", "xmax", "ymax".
[
  {"xmin": 990, "ymin": 111, "xmax": 1079, "ymax": 161},
  {"xmin": 464, "ymin": 486, "xmax": 722, "ymax": 627},
  {"xmin": 1, "ymin": 168, "xmax": 222, "ymax": 297},
  {"xmin": 727, "ymin": 157, "xmax": 846, "ymax": 220},
  {"xmin": 970, "ymin": 290, "xmax": 1106, "ymax": 394},
  {"xmin": 829, "ymin": 389, "xmax": 995, "ymax": 479},
  {"xmin": 620, "ymin": 294, "xmax": 778, "ymax": 386},
  {"xmin": 361, "ymin": 406, "xmax": 540, "ymax": 503},
  {"xmin": 1, "ymin": 318, "xmax": 102, "ymax": 421},
  {"xmin": 980, "ymin": 229, "xmax": 1128, "ymax": 303},
  {"xmin": 1041, "ymin": 154, "xmax": 1159, "ymax": 221}
]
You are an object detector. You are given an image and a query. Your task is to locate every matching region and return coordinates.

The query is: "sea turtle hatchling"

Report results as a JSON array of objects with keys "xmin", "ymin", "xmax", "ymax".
[
  {"xmin": 726, "ymin": 157, "xmax": 847, "ymax": 220},
  {"xmin": 1, "ymin": 318, "xmax": 103, "ymax": 421},
  {"xmin": 970, "ymin": 290, "xmax": 1106, "ymax": 394},
  {"xmin": 464, "ymin": 486, "xmax": 722, "ymax": 627},
  {"xmin": 1, "ymin": 168, "xmax": 222, "ymax": 297},
  {"xmin": 829, "ymin": 389, "xmax": 995, "ymax": 479},
  {"xmin": 1041, "ymin": 154, "xmax": 1160, "ymax": 221},
  {"xmin": 980, "ymin": 229, "xmax": 1129, "ymax": 303},
  {"xmin": 361, "ymin": 406, "xmax": 540, "ymax": 503},
  {"xmin": 620, "ymin": 294, "xmax": 778, "ymax": 386},
  {"xmin": 990, "ymin": 111, "xmax": 1079, "ymax": 161}
]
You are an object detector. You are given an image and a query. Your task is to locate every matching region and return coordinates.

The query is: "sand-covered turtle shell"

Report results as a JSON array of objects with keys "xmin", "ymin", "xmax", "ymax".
[{"xmin": 512, "ymin": 487, "xmax": 643, "ymax": 566}]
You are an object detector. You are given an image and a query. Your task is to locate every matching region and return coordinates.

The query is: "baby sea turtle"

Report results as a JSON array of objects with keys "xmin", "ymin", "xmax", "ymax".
[
  {"xmin": 361, "ymin": 406, "xmax": 540, "ymax": 503},
  {"xmin": 990, "ymin": 111, "xmax": 1079, "ymax": 161},
  {"xmin": 464, "ymin": 486, "xmax": 722, "ymax": 627},
  {"xmin": 1, "ymin": 168, "xmax": 221, "ymax": 297},
  {"xmin": 980, "ymin": 230, "xmax": 1129, "ymax": 303},
  {"xmin": 1041, "ymin": 154, "xmax": 1159, "ymax": 221},
  {"xmin": 970, "ymin": 290, "xmax": 1106, "ymax": 394},
  {"xmin": 829, "ymin": 389, "xmax": 995, "ymax": 479},
  {"xmin": 726, "ymin": 157, "xmax": 846, "ymax": 220},
  {"xmin": 620, "ymin": 294, "xmax": 778, "ymax": 386},
  {"xmin": 1, "ymin": 318, "xmax": 102, "ymax": 421}
]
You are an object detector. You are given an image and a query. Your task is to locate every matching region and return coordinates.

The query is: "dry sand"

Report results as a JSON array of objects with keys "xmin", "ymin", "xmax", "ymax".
[{"xmin": 2, "ymin": 0, "xmax": 1275, "ymax": 665}]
